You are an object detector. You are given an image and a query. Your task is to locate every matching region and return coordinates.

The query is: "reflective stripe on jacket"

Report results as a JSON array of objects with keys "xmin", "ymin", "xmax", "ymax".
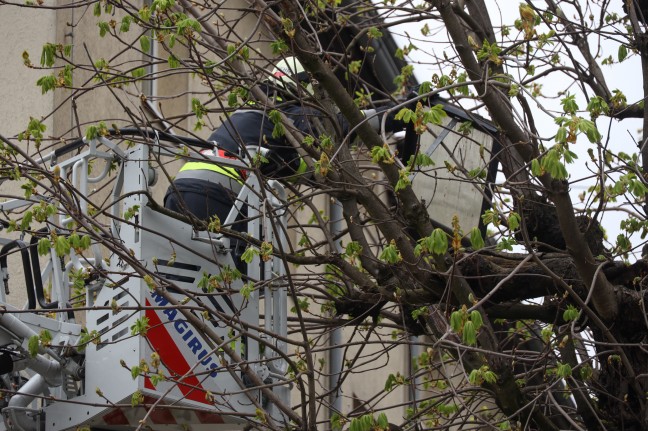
[{"xmin": 178, "ymin": 149, "xmax": 243, "ymax": 184}]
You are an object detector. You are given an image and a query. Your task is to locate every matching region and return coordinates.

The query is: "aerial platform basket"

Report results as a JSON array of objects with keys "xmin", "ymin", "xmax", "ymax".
[
  {"xmin": 43, "ymin": 210, "xmax": 259, "ymax": 431},
  {"xmin": 0, "ymin": 129, "xmax": 289, "ymax": 431}
]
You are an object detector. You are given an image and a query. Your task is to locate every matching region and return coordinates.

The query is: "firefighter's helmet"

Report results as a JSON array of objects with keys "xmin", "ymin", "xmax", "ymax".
[{"xmin": 268, "ymin": 56, "xmax": 312, "ymax": 96}]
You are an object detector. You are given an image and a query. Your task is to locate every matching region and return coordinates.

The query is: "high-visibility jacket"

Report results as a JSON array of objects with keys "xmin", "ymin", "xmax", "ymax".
[{"xmin": 179, "ymin": 148, "xmax": 243, "ymax": 184}]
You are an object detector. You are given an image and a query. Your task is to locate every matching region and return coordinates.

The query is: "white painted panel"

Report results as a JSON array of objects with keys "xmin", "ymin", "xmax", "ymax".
[{"xmin": 411, "ymin": 118, "xmax": 494, "ymax": 230}]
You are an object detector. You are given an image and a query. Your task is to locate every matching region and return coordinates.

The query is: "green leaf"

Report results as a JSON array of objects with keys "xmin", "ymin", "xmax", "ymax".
[
  {"xmin": 139, "ymin": 5, "xmax": 152, "ymax": 22},
  {"xmin": 496, "ymin": 236, "xmax": 516, "ymax": 251},
  {"xmin": 131, "ymin": 365, "xmax": 140, "ymax": 380},
  {"xmin": 197, "ymin": 272, "xmax": 209, "ymax": 291},
  {"xmin": 131, "ymin": 390, "xmax": 144, "ymax": 406},
  {"xmin": 469, "ymin": 227, "xmax": 484, "ymax": 250},
  {"xmin": 241, "ymin": 282, "xmax": 255, "ymax": 300},
  {"xmin": 208, "ymin": 215, "xmax": 221, "ymax": 232},
  {"xmin": 425, "ymin": 104, "xmax": 447, "ymax": 125},
  {"xmin": 580, "ymin": 364, "xmax": 593, "ymax": 380},
  {"xmin": 379, "ymin": 240, "xmax": 402, "ymax": 264},
  {"xmin": 395, "ymin": 107, "xmax": 414, "ymax": 123},
  {"xmin": 152, "ymin": 0, "xmax": 176, "ymax": 13},
  {"xmin": 618, "ymin": 44, "xmax": 628, "ymax": 62},
  {"xmin": 77, "ymin": 329, "xmax": 100, "ymax": 352},
  {"xmin": 531, "ymin": 158, "xmax": 542, "ymax": 176},
  {"xmin": 131, "ymin": 67, "xmax": 146, "ymax": 78},
  {"xmin": 85, "ymin": 121, "xmax": 108, "ymax": 141},
  {"xmin": 270, "ymin": 38, "xmax": 288, "ymax": 55},
  {"xmin": 344, "ymin": 241, "xmax": 362, "ymax": 258},
  {"xmin": 227, "ymin": 92, "xmax": 239, "ymax": 107},
  {"xmin": 411, "ymin": 306, "xmax": 427, "ymax": 320},
  {"xmin": 69, "ymin": 233, "xmax": 81, "ymax": 249},
  {"xmin": 610, "ymin": 89, "xmax": 627, "ymax": 109},
  {"xmin": 577, "ymin": 119, "xmax": 601, "ymax": 143},
  {"xmin": 98, "ymin": 22, "xmax": 110, "ymax": 38},
  {"xmin": 370, "ymin": 144, "xmax": 394, "ymax": 164},
  {"xmin": 458, "ymin": 121, "xmax": 474, "ymax": 135},
  {"xmin": 541, "ymin": 325, "xmax": 553, "ymax": 343},
  {"xmin": 80, "ymin": 234, "xmax": 92, "ymax": 249},
  {"xmin": 20, "ymin": 211, "xmax": 33, "ymax": 231},
  {"xmin": 470, "ymin": 310, "xmax": 483, "ymax": 329},
  {"xmin": 556, "ymin": 362, "xmax": 572, "ymax": 378},
  {"xmin": 587, "ymin": 96, "xmax": 610, "ymax": 119},
  {"xmin": 149, "ymin": 373, "xmax": 164, "ymax": 386},
  {"xmin": 497, "ymin": 420, "xmax": 511, "ymax": 431},
  {"xmin": 124, "ymin": 205, "xmax": 140, "ymax": 220},
  {"xmin": 143, "ymin": 275, "xmax": 155, "ymax": 290},
  {"xmin": 40, "ymin": 43, "xmax": 57, "ymax": 67},
  {"xmin": 563, "ymin": 304, "xmax": 579, "ymax": 322},
  {"xmin": 241, "ymin": 247, "xmax": 258, "ymax": 264},
  {"xmin": 408, "ymin": 152, "xmax": 434, "ymax": 169},
  {"xmin": 37, "ymin": 238, "xmax": 51, "ymax": 256},
  {"xmin": 384, "ymin": 373, "xmax": 397, "ymax": 391},
  {"xmin": 462, "ymin": 320, "xmax": 477, "ymax": 345},
  {"xmin": 168, "ymin": 54, "xmax": 180, "ymax": 68},
  {"xmin": 268, "ymin": 110, "xmax": 285, "ymax": 138},
  {"xmin": 508, "ymin": 212, "xmax": 521, "ymax": 231},
  {"xmin": 417, "ymin": 81, "xmax": 432, "ymax": 96},
  {"xmin": 55, "ymin": 236, "xmax": 71, "ymax": 257},
  {"xmin": 36, "ymin": 75, "xmax": 57, "ymax": 94},
  {"xmin": 140, "ymin": 35, "xmax": 151, "ymax": 53},
  {"xmin": 560, "ymin": 93, "xmax": 578, "ymax": 114},
  {"xmin": 449, "ymin": 310, "xmax": 464, "ymax": 333},
  {"xmin": 430, "ymin": 228, "xmax": 448, "ymax": 255},
  {"xmin": 541, "ymin": 148, "xmax": 568, "ymax": 180},
  {"xmin": 367, "ymin": 26, "xmax": 383, "ymax": 39},
  {"xmin": 395, "ymin": 169, "xmax": 411, "ymax": 192},
  {"xmin": 28, "ymin": 335, "xmax": 39, "ymax": 357},
  {"xmin": 130, "ymin": 316, "xmax": 150, "ymax": 336},
  {"xmin": 483, "ymin": 369, "xmax": 497, "ymax": 384},
  {"xmin": 468, "ymin": 369, "xmax": 480, "ymax": 385},
  {"xmin": 330, "ymin": 413, "xmax": 344, "ymax": 431},
  {"xmin": 290, "ymin": 298, "xmax": 309, "ymax": 313},
  {"xmin": 94, "ymin": 57, "xmax": 108, "ymax": 72},
  {"xmin": 191, "ymin": 98, "xmax": 206, "ymax": 119},
  {"xmin": 120, "ymin": 16, "xmax": 132, "ymax": 33},
  {"xmin": 176, "ymin": 17, "xmax": 201, "ymax": 36},
  {"xmin": 376, "ymin": 413, "xmax": 389, "ymax": 428}
]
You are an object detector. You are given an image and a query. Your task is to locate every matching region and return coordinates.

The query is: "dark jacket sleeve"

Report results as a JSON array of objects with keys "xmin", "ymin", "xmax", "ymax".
[
  {"xmin": 207, "ymin": 108, "xmax": 304, "ymax": 179},
  {"xmin": 208, "ymin": 104, "xmax": 374, "ymax": 180},
  {"xmin": 207, "ymin": 110, "xmax": 270, "ymax": 155}
]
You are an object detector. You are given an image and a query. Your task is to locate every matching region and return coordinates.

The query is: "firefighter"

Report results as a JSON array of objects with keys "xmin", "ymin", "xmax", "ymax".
[
  {"xmin": 163, "ymin": 57, "xmax": 313, "ymax": 230},
  {"xmin": 164, "ymin": 56, "xmax": 406, "ymax": 234}
]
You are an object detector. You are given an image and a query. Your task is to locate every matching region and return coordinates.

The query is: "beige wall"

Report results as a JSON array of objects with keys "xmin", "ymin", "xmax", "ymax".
[
  {"xmin": 0, "ymin": 6, "xmax": 58, "ymax": 308},
  {"xmin": 0, "ymin": 7, "xmax": 57, "ymax": 137}
]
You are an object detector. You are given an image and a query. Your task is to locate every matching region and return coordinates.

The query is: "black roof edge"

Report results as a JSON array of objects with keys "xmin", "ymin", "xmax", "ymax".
[{"xmin": 361, "ymin": 5, "xmax": 498, "ymax": 136}]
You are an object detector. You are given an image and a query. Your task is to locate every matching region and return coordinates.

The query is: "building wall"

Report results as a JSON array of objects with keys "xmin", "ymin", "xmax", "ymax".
[
  {"xmin": 0, "ymin": 6, "xmax": 57, "ymax": 137},
  {"xmin": 0, "ymin": 6, "xmax": 57, "ymax": 309}
]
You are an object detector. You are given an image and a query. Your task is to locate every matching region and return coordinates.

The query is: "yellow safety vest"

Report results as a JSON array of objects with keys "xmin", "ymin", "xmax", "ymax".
[{"xmin": 179, "ymin": 149, "xmax": 243, "ymax": 184}]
